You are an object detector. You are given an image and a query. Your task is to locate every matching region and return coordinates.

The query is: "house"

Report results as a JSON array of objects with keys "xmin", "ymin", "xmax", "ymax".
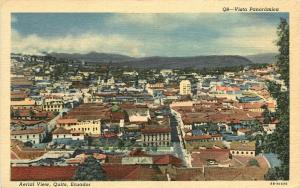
[
  {"xmin": 237, "ymin": 128, "xmax": 251, "ymax": 136},
  {"xmin": 52, "ymin": 127, "xmax": 85, "ymax": 141},
  {"xmin": 191, "ymin": 149, "xmax": 231, "ymax": 167},
  {"xmin": 141, "ymin": 126, "xmax": 171, "ymax": 147},
  {"xmin": 11, "ymin": 127, "xmax": 46, "ymax": 144},
  {"xmin": 184, "ymin": 134, "xmax": 223, "ymax": 143},
  {"xmin": 56, "ymin": 103, "xmax": 111, "ymax": 135},
  {"xmin": 42, "ymin": 95, "xmax": 64, "ymax": 112},
  {"xmin": 123, "ymin": 105, "xmax": 150, "ymax": 123},
  {"xmin": 11, "ymin": 98, "xmax": 36, "ymax": 110},
  {"xmin": 230, "ymin": 141, "xmax": 256, "ymax": 157},
  {"xmin": 56, "ymin": 118, "xmax": 101, "ymax": 135}
]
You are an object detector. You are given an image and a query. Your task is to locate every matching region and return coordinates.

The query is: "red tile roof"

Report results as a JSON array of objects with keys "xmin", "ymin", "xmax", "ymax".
[
  {"xmin": 185, "ymin": 134, "xmax": 222, "ymax": 141},
  {"xmin": 56, "ymin": 118, "xmax": 78, "ymax": 124},
  {"xmin": 11, "ymin": 166, "xmax": 77, "ymax": 181},
  {"xmin": 191, "ymin": 149, "xmax": 230, "ymax": 167},
  {"xmin": 153, "ymin": 155, "xmax": 182, "ymax": 167},
  {"xmin": 52, "ymin": 127, "xmax": 71, "ymax": 134},
  {"xmin": 11, "ymin": 164, "xmax": 167, "ymax": 181},
  {"xmin": 141, "ymin": 127, "xmax": 171, "ymax": 134},
  {"xmin": 216, "ymin": 86, "xmax": 240, "ymax": 92},
  {"xmin": 11, "ymin": 127, "xmax": 45, "ymax": 135}
]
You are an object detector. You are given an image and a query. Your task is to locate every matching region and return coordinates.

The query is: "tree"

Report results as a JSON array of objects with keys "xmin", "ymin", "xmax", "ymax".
[
  {"xmin": 262, "ymin": 105, "xmax": 272, "ymax": 124},
  {"xmin": 87, "ymin": 136, "xmax": 93, "ymax": 147},
  {"xmin": 29, "ymin": 109, "xmax": 36, "ymax": 118},
  {"xmin": 264, "ymin": 18, "xmax": 289, "ymax": 180},
  {"xmin": 73, "ymin": 156, "xmax": 106, "ymax": 181},
  {"xmin": 275, "ymin": 18, "xmax": 289, "ymax": 88},
  {"xmin": 117, "ymin": 139, "xmax": 125, "ymax": 149}
]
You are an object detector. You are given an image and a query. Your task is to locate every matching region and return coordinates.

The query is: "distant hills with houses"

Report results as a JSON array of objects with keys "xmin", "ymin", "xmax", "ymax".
[{"xmin": 46, "ymin": 52, "xmax": 277, "ymax": 69}]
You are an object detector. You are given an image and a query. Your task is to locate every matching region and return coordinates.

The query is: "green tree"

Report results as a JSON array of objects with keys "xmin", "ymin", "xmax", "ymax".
[
  {"xmin": 264, "ymin": 18, "xmax": 289, "ymax": 180},
  {"xmin": 276, "ymin": 18, "xmax": 289, "ymax": 88},
  {"xmin": 117, "ymin": 139, "xmax": 125, "ymax": 149},
  {"xmin": 262, "ymin": 105, "xmax": 272, "ymax": 124},
  {"xmin": 73, "ymin": 156, "xmax": 106, "ymax": 181}
]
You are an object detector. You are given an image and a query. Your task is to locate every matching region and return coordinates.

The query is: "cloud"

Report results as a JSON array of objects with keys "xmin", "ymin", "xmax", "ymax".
[
  {"xmin": 214, "ymin": 26, "xmax": 278, "ymax": 55},
  {"xmin": 12, "ymin": 30, "xmax": 144, "ymax": 56}
]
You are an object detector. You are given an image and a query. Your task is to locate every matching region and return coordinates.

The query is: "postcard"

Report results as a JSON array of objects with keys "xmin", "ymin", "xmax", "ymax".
[{"xmin": 0, "ymin": 0, "xmax": 300, "ymax": 188}]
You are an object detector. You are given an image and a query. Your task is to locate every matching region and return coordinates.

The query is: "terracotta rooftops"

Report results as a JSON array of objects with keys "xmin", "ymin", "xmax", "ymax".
[
  {"xmin": 52, "ymin": 127, "xmax": 72, "ymax": 134},
  {"xmin": 11, "ymin": 127, "xmax": 45, "ymax": 135},
  {"xmin": 56, "ymin": 118, "xmax": 78, "ymax": 124},
  {"xmin": 141, "ymin": 126, "xmax": 171, "ymax": 134},
  {"xmin": 216, "ymin": 86, "xmax": 240, "ymax": 92},
  {"xmin": 11, "ymin": 165, "xmax": 167, "ymax": 181},
  {"xmin": 184, "ymin": 134, "xmax": 222, "ymax": 141},
  {"xmin": 11, "ymin": 166, "xmax": 77, "ymax": 181},
  {"xmin": 230, "ymin": 141, "xmax": 255, "ymax": 151}
]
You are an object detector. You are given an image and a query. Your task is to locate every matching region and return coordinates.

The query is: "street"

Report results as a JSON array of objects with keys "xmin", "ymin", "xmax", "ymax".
[{"xmin": 169, "ymin": 114, "xmax": 191, "ymax": 167}]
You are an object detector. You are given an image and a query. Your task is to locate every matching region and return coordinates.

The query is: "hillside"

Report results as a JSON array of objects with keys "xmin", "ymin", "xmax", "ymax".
[{"xmin": 48, "ymin": 52, "xmax": 275, "ymax": 69}]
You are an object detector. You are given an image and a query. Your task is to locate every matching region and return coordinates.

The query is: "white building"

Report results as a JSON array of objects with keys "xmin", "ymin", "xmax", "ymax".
[
  {"xmin": 42, "ymin": 96, "xmax": 64, "ymax": 112},
  {"xmin": 56, "ymin": 118, "xmax": 101, "ymax": 135},
  {"xmin": 11, "ymin": 127, "xmax": 46, "ymax": 144},
  {"xmin": 141, "ymin": 127, "xmax": 171, "ymax": 147},
  {"xmin": 52, "ymin": 127, "xmax": 85, "ymax": 141},
  {"xmin": 179, "ymin": 80, "xmax": 192, "ymax": 95},
  {"xmin": 230, "ymin": 141, "xmax": 256, "ymax": 157}
]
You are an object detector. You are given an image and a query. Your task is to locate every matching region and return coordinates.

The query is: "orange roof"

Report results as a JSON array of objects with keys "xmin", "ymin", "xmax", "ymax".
[
  {"xmin": 141, "ymin": 127, "xmax": 171, "ymax": 134},
  {"xmin": 52, "ymin": 127, "xmax": 71, "ymax": 134},
  {"xmin": 216, "ymin": 86, "xmax": 240, "ymax": 92},
  {"xmin": 11, "ymin": 166, "xmax": 77, "ymax": 181},
  {"xmin": 11, "ymin": 127, "xmax": 45, "ymax": 135},
  {"xmin": 238, "ymin": 128, "xmax": 251, "ymax": 133},
  {"xmin": 56, "ymin": 118, "xmax": 78, "ymax": 124}
]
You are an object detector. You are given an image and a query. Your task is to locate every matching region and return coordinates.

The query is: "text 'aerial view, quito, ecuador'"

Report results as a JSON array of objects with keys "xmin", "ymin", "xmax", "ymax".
[{"xmin": 9, "ymin": 13, "xmax": 289, "ymax": 182}]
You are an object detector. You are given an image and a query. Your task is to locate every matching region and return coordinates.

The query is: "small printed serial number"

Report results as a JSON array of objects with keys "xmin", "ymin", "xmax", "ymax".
[{"xmin": 270, "ymin": 182, "xmax": 288, "ymax": 186}]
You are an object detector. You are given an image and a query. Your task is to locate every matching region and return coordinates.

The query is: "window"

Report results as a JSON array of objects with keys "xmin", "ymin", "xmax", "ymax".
[
  {"xmin": 64, "ymin": 135, "xmax": 66, "ymax": 138},
  {"xmin": 232, "ymin": 151, "xmax": 235, "ymax": 154},
  {"xmin": 57, "ymin": 135, "xmax": 59, "ymax": 138},
  {"xmin": 246, "ymin": 152, "xmax": 248, "ymax": 154},
  {"xmin": 27, "ymin": 135, "xmax": 29, "ymax": 139},
  {"xmin": 241, "ymin": 152, "xmax": 244, "ymax": 154},
  {"xmin": 237, "ymin": 151, "xmax": 239, "ymax": 154}
]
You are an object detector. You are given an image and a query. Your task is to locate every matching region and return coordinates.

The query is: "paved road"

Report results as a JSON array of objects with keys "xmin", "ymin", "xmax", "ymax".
[
  {"xmin": 169, "ymin": 115, "xmax": 180, "ymax": 142},
  {"xmin": 169, "ymin": 114, "xmax": 189, "ymax": 167}
]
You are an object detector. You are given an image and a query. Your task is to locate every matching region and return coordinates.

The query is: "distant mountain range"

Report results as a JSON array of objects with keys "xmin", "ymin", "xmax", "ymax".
[
  {"xmin": 245, "ymin": 53, "xmax": 278, "ymax": 64},
  {"xmin": 49, "ymin": 52, "xmax": 278, "ymax": 69}
]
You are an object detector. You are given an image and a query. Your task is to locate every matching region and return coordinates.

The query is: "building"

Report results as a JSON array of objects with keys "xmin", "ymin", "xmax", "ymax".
[
  {"xmin": 52, "ymin": 127, "xmax": 85, "ymax": 141},
  {"xmin": 141, "ymin": 126, "xmax": 171, "ymax": 147},
  {"xmin": 230, "ymin": 141, "xmax": 256, "ymax": 157},
  {"xmin": 184, "ymin": 134, "xmax": 223, "ymax": 143},
  {"xmin": 42, "ymin": 96, "xmax": 64, "ymax": 112},
  {"xmin": 11, "ymin": 98, "xmax": 36, "ymax": 110},
  {"xmin": 56, "ymin": 118, "xmax": 101, "ymax": 135},
  {"xmin": 55, "ymin": 103, "xmax": 111, "ymax": 135},
  {"xmin": 191, "ymin": 149, "xmax": 231, "ymax": 167},
  {"xmin": 11, "ymin": 127, "xmax": 46, "ymax": 144},
  {"xmin": 179, "ymin": 80, "xmax": 192, "ymax": 95}
]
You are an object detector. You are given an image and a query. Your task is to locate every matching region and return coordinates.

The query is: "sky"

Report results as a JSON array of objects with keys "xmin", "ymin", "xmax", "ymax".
[{"xmin": 12, "ymin": 13, "xmax": 288, "ymax": 57}]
